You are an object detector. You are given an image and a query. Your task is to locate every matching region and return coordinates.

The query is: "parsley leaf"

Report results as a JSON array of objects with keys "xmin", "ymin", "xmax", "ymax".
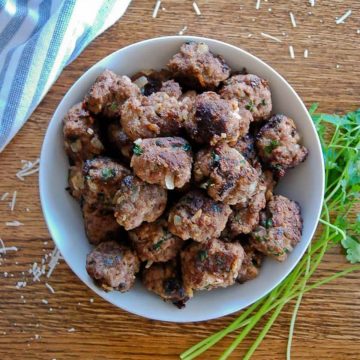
[
  {"xmin": 264, "ymin": 140, "xmax": 279, "ymax": 154},
  {"xmin": 341, "ymin": 237, "xmax": 360, "ymax": 264},
  {"xmin": 133, "ymin": 144, "xmax": 143, "ymax": 156},
  {"xmin": 101, "ymin": 168, "xmax": 116, "ymax": 180}
]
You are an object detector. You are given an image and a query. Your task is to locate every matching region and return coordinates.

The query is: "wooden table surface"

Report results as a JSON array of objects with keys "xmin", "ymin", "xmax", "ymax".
[{"xmin": 0, "ymin": 1, "xmax": 359, "ymax": 359}]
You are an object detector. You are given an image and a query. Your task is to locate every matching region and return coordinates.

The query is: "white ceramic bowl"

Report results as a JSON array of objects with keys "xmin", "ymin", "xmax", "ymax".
[{"xmin": 39, "ymin": 36, "xmax": 324, "ymax": 322}]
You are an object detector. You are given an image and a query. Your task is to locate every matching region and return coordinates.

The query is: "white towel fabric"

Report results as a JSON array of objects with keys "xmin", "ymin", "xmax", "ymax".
[{"xmin": 0, "ymin": 0, "xmax": 132, "ymax": 152}]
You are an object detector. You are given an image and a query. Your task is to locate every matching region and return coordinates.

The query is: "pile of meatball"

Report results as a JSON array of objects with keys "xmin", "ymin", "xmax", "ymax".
[{"xmin": 63, "ymin": 42, "xmax": 308, "ymax": 308}]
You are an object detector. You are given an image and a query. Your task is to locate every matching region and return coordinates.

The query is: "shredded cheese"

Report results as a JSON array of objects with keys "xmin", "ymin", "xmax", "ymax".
[
  {"xmin": 304, "ymin": 49, "xmax": 309, "ymax": 58},
  {"xmin": 1, "ymin": 192, "xmax": 9, "ymax": 201},
  {"xmin": 178, "ymin": 26, "xmax": 187, "ymax": 35},
  {"xmin": 16, "ymin": 281, "xmax": 27, "ymax": 289},
  {"xmin": 5, "ymin": 221, "xmax": 23, "ymax": 227},
  {"xmin": 47, "ymin": 247, "xmax": 62, "ymax": 278},
  {"xmin": 260, "ymin": 32, "xmax": 282, "ymax": 43},
  {"xmin": 68, "ymin": 328, "xmax": 75, "ymax": 332},
  {"xmin": 336, "ymin": 9, "xmax": 352, "ymax": 24},
  {"xmin": 10, "ymin": 190, "xmax": 17, "ymax": 212},
  {"xmin": 0, "ymin": 246, "xmax": 18, "ymax": 254},
  {"xmin": 16, "ymin": 158, "xmax": 40, "ymax": 181},
  {"xmin": 289, "ymin": 12, "xmax": 297, "ymax": 28},
  {"xmin": 256, "ymin": 0, "xmax": 261, "ymax": 10},
  {"xmin": 41, "ymin": 299, "xmax": 48, "ymax": 304},
  {"xmin": 289, "ymin": 45, "xmax": 295, "ymax": 59},
  {"xmin": 192, "ymin": 1, "xmax": 201, "ymax": 16},
  {"xmin": 45, "ymin": 282, "xmax": 55, "ymax": 294},
  {"xmin": 152, "ymin": 0, "xmax": 161, "ymax": 18},
  {"xmin": 309, "ymin": 0, "xmax": 315, "ymax": 6}
]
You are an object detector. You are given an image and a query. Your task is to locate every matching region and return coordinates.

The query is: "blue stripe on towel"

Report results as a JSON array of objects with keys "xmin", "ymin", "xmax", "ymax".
[
  {"xmin": 0, "ymin": 0, "xmax": 52, "ymax": 146},
  {"xmin": 0, "ymin": 0, "xmax": 28, "ymax": 52}
]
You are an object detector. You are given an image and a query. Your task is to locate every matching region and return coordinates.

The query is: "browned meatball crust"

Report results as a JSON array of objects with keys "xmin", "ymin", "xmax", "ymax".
[
  {"xmin": 67, "ymin": 164, "xmax": 85, "ymax": 200},
  {"xmin": 168, "ymin": 190, "xmax": 232, "ymax": 242},
  {"xmin": 129, "ymin": 219, "xmax": 183, "ymax": 263},
  {"xmin": 113, "ymin": 175, "xmax": 167, "ymax": 230},
  {"xmin": 168, "ymin": 42, "xmax": 231, "ymax": 89},
  {"xmin": 120, "ymin": 92, "xmax": 188, "ymax": 141},
  {"xmin": 82, "ymin": 157, "xmax": 130, "ymax": 209},
  {"xmin": 237, "ymin": 243, "xmax": 264, "ymax": 283},
  {"xmin": 227, "ymin": 170, "xmax": 275, "ymax": 235},
  {"xmin": 130, "ymin": 137, "xmax": 193, "ymax": 189},
  {"xmin": 180, "ymin": 238, "xmax": 244, "ymax": 291},
  {"xmin": 142, "ymin": 260, "xmax": 192, "ymax": 308},
  {"xmin": 185, "ymin": 92, "xmax": 248, "ymax": 145},
  {"xmin": 220, "ymin": 74, "xmax": 272, "ymax": 121},
  {"xmin": 63, "ymin": 103, "xmax": 104, "ymax": 163},
  {"xmin": 86, "ymin": 241, "xmax": 140, "ymax": 292},
  {"xmin": 193, "ymin": 143, "xmax": 259, "ymax": 205},
  {"xmin": 106, "ymin": 121, "xmax": 133, "ymax": 160},
  {"xmin": 256, "ymin": 114, "xmax": 308, "ymax": 177},
  {"xmin": 250, "ymin": 195, "xmax": 303, "ymax": 261},
  {"xmin": 85, "ymin": 69, "xmax": 140, "ymax": 118},
  {"xmin": 159, "ymin": 80, "xmax": 182, "ymax": 99},
  {"xmin": 82, "ymin": 203, "xmax": 122, "ymax": 245}
]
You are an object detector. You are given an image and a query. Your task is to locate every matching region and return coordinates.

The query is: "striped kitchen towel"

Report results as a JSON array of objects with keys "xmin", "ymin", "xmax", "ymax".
[{"xmin": 0, "ymin": 0, "xmax": 131, "ymax": 152}]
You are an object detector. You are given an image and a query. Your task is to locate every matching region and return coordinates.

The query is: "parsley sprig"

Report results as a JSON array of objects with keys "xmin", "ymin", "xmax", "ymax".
[{"xmin": 181, "ymin": 105, "xmax": 360, "ymax": 360}]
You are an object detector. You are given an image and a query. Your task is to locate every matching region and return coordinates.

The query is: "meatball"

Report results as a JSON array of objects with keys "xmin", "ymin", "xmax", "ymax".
[
  {"xmin": 106, "ymin": 121, "xmax": 133, "ymax": 160},
  {"xmin": 82, "ymin": 157, "xmax": 130, "ymax": 208},
  {"xmin": 159, "ymin": 80, "xmax": 182, "ymax": 99},
  {"xmin": 86, "ymin": 241, "xmax": 140, "ymax": 292},
  {"xmin": 67, "ymin": 164, "xmax": 85, "ymax": 200},
  {"xmin": 85, "ymin": 69, "xmax": 140, "ymax": 118},
  {"xmin": 168, "ymin": 42, "xmax": 231, "ymax": 89},
  {"xmin": 219, "ymin": 74, "xmax": 272, "ymax": 121},
  {"xmin": 129, "ymin": 219, "xmax": 183, "ymax": 263},
  {"xmin": 142, "ymin": 260, "xmax": 191, "ymax": 308},
  {"xmin": 82, "ymin": 203, "xmax": 121, "ymax": 245},
  {"xmin": 168, "ymin": 190, "xmax": 232, "ymax": 242},
  {"xmin": 180, "ymin": 238, "xmax": 244, "ymax": 291},
  {"xmin": 193, "ymin": 143, "xmax": 259, "ymax": 205},
  {"xmin": 130, "ymin": 137, "xmax": 193, "ymax": 189},
  {"xmin": 237, "ymin": 243, "xmax": 264, "ymax": 283},
  {"xmin": 227, "ymin": 170, "xmax": 275, "ymax": 235},
  {"xmin": 185, "ymin": 92, "xmax": 249, "ymax": 145},
  {"xmin": 250, "ymin": 195, "xmax": 303, "ymax": 261},
  {"xmin": 63, "ymin": 103, "xmax": 104, "ymax": 163},
  {"xmin": 113, "ymin": 175, "xmax": 167, "ymax": 230},
  {"xmin": 256, "ymin": 114, "xmax": 308, "ymax": 176},
  {"xmin": 120, "ymin": 92, "xmax": 187, "ymax": 140}
]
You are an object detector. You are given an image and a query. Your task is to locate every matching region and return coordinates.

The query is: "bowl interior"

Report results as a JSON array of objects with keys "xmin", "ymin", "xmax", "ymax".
[{"xmin": 39, "ymin": 36, "xmax": 324, "ymax": 322}]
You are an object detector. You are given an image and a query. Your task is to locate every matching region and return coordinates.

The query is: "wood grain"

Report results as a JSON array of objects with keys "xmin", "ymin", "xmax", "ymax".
[{"xmin": 0, "ymin": 1, "xmax": 359, "ymax": 359}]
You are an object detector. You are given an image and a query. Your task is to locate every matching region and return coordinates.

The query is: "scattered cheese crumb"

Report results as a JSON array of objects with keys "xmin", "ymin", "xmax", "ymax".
[
  {"xmin": 289, "ymin": 45, "xmax": 295, "ymax": 59},
  {"xmin": 49, "ymin": 308, "xmax": 53, "ymax": 312},
  {"xmin": 45, "ymin": 283, "xmax": 55, "ymax": 294},
  {"xmin": 35, "ymin": 334, "xmax": 40, "ymax": 340},
  {"xmin": 152, "ymin": 0, "xmax": 161, "ymax": 18},
  {"xmin": 304, "ymin": 49, "xmax": 309, "ymax": 58},
  {"xmin": 309, "ymin": 0, "xmax": 315, "ymax": 6},
  {"xmin": 42, "ymin": 299, "xmax": 48, "ymax": 304},
  {"xmin": 5, "ymin": 221, "xmax": 23, "ymax": 227},
  {"xmin": 26, "ymin": 208, "xmax": 30, "ymax": 212},
  {"xmin": 289, "ymin": 12, "xmax": 297, "ymax": 28},
  {"xmin": 247, "ymin": 34, "xmax": 252, "ymax": 38},
  {"xmin": 260, "ymin": 32, "xmax": 282, "ymax": 43},
  {"xmin": 256, "ymin": 0, "xmax": 261, "ymax": 10},
  {"xmin": 192, "ymin": 1, "xmax": 201, "ymax": 16},
  {"xmin": 336, "ymin": 9, "xmax": 352, "ymax": 24},
  {"xmin": 89, "ymin": 298, "xmax": 94, "ymax": 303},
  {"xmin": 357, "ymin": 29, "xmax": 360, "ymax": 34},
  {"xmin": 16, "ymin": 281, "xmax": 27, "ymax": 289},
  {"xmin": 268, "ymin": 8, "xmax": 272, "ymax": 12},
  {"xmin": 336, "ymin": 64, "xmax": 340, "ymax": 69},
  {"xmin": 68, "ymin": 328, "xmax": 75, "ymax": 332},
  {"xmin": 178, "ymin": 26, "xmax": 187, "ymax": 35}
]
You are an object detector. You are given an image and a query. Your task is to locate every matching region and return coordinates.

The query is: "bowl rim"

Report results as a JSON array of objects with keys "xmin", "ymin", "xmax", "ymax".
[{"xmin": 39, "ymin": 35, "xmax": 325, "ymax": 322}]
